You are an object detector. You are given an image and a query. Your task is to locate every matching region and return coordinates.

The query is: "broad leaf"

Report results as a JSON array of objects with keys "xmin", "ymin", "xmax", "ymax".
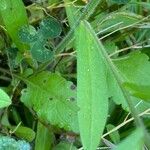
[
  {"xmin": 108, "ymin": 51, "xmax": 150, "ymax": 111},
  {"xmin": 21, "ymin": 72, "xmax": 79, "ymax": 132},
  {"xmin": 0, "ymin": 89, "xmax": 11, "ymax": 108},
  {"xmin": 76, "ymin": 21, "xmax": 108, "ymax": 150},
  {"xmin": 114, "ymin": 128, "xmax": 144, "ymax": 150},
  {"xmin": 124, "ymin": 83, "xmax": 150, "ymax": 102},
  {"xmin": 0, "ymin": 0, "xmax": 28, "ymax": 51},
  {"xmin": 115, "ymin": 51, "xmax": 150, "ymax": 86}
]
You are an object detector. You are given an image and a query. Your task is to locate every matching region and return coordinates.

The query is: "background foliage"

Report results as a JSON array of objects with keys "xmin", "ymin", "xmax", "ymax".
[{"xmin": 0, "ymin": 0, "xmax": 150, "ymax": 149}]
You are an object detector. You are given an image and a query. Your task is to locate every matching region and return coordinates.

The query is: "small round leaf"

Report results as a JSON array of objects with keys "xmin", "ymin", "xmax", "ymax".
[
  {"xmin": 31, "ymin": 40, "xmax": 54, "ymax": 62},
  {"xmin": 39, "ymin": 16, "xmax": 62, "ymax": 38},
  {"xmin": 19, "ymin": 25, "xmax": 37, "ymax": 43}
]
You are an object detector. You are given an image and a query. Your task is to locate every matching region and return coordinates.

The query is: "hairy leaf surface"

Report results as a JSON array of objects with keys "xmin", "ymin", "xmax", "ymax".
[{"xmin": 76, "ymin": 21, "xmax": 108, "ymax": 150}]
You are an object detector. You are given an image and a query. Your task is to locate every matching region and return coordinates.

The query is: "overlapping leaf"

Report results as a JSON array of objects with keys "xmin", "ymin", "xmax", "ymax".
[
  {"xmin": 21, "ymin": 72, "xmax": 79, "ymax": 132},
  {"xmin": 108, "ymin": 51, "xmax": 150, "ymax": 111},
  {"xmin": 19, "ymin": 16, "xmax": 62, "ymax": 62}
]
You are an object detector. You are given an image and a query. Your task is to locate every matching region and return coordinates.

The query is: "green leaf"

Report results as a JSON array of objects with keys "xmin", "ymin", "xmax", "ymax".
[
  {"xmin": 124, "ymin": 83, "xmax": 150, "ymax": 101},
  {"xmin": 35, "ymin": 121, "xmax": 54, "ymax": 150},
  {"xmin": 108, "ymin": 51, "xmax": 150, "ymax": 111},
  {"xmin": 30, "ymin": 40, "xmax": 54, "ymax": 62},
  {"xmin": 19, "ymin": 25, "xmax": 37, "ymax": 43},
  {"xmin": 76, "ymin": 21, "xmax": 108, "ymax": 150},
  {"xmin": 21, "ymin": 72, "xmax": 79, "ymax": 132},
  {"xmin": 114, "ymin": 128, "xmax": 144, "ymax": 150},
  {"xmin": 106, "ymin": 124, "xmax": 120, "ymax": 144},
  {"xmin": 39, "ymin": 16, "xmax": 62, "ymax": 39},
  {"xmin": 0, "ymin": 89, "xmax": 11, "ymax": 108},
  {"xmin": 53, "ymin": 142, "xmax": 77, "ymax": 150},
  {"xmin": 0, "ymin": 0, "xmax": 28, "ymax": 51},
  {"xmin": 114, "ymin": 51, "xmax": 150, "ymax": 86},
  {"xmin": 10, "ymin": 126, "xmax": 35, "ymax": 142},
  {"xmin": 64, "ymin": 0, "xmax": 80, "ymax": 27},
  {"xmin": 94, "ymin": 12, "xmax": 142, "ymax": 34}
]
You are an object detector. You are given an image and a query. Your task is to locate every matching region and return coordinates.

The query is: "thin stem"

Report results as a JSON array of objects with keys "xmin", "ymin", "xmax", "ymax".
[{"xmin": 102, "ymin": 109, "xmax": 150, "ymax": 138}]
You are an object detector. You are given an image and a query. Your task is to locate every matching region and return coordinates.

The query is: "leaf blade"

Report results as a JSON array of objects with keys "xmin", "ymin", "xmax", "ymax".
[{"xmin": 76, "ymin": 21, "xmax": 108, "ymax": 150}]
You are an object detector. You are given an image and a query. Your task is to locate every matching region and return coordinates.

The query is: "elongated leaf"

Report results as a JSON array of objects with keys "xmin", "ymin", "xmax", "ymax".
[
  {"xmin": 76, "ymin": 21, "xmax": 108, "ymax": 150},
  {"xmin": 114, "ymin": 128, "xmax": 144, "ymax": 150},
  {"xmin": 64, "ymin": 0, "xmax": 80, "ymax": 27},
  {"xmin": 0, "ymin": 0, "xmax": 28, "ymax": 51},
  {"xmin": 35, "ymin": 121, "xmax": 54, "ymax": 150},
  {"xmin": 93, "ymin": 12, "xmax": 142, "ymax": 34},
  {"xmin": 106, "ymin": 124, "xmax": 120, "ymax": 144},
  {"xmin": 111, "ymin": 0, "xmax": 130, "ymax": 4},
  {"xmin": 21, "ymin": 72, "xmax": 79, "ymax": 132},
  {"xmin": 0, "ymin": 89, "xmax": 11, "ymax": 108},
  {"xmin": 10, "ymin": 126, "xmax": 35, "ymax": 142}
]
